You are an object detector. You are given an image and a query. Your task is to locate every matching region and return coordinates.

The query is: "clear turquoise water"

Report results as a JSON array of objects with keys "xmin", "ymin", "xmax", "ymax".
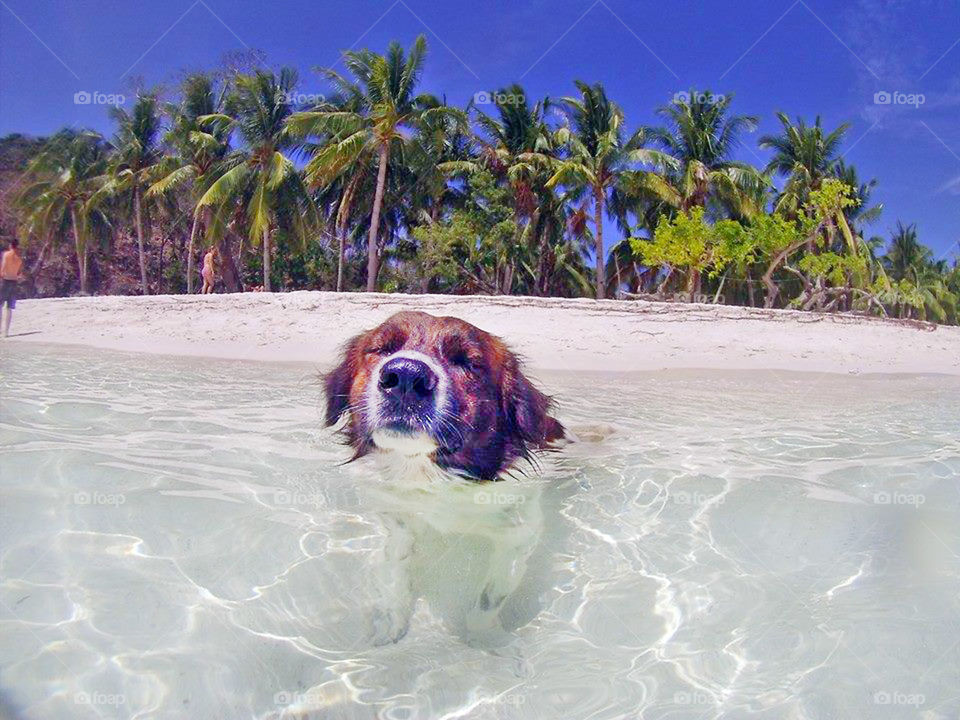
[{"xmin": 1, "ymin": 343, "xmax": 959, "ymax": 720}]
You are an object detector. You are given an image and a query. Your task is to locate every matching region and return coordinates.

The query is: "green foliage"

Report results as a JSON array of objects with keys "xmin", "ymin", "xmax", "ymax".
[
  {"xmin": 410, "ymin": 170, "xmax": 517, "ymax": 293},
  {"xmin": 633, "ymin": 207, "xmax": 750, "ymax": 284},
  {"xmin": 14, "ymin": 129, "xmax": 112, "ymax": 292},
  {"xmin": 271, "ymin": 232, "xmax": 337, "ymax": 290},
  {"xmin": 806, "ymin": 177, "xmax": 858, "ymax": 216},
  {"xmin": 636, "ymin": 208, "xmax": 711, "ymax": 272},
  {"xmin": 741, "ymin": 212, "xmax": 800, "ymax": 258},
  {"xmin": 798, "ymin": 251, "xmax": 868, "ymax": 287}
]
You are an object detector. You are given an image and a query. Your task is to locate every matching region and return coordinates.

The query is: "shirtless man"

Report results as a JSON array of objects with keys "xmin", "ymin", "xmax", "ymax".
[{"xmin": 0, "ymin": 238, "xmax": 24, "ymax": 338}]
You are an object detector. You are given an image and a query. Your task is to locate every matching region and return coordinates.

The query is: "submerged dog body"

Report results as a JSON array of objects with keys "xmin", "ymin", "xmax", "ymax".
[
  {"xmin": 360, "ymin": 475, "xmax": 548, "ymax": 644},
  {"xmin": 324, "ymin": 311, "xmax": 564, "ymax": 481},
  {"xmin": 323, "ymin": 312, "xmax": 565, "ymax": 644}
]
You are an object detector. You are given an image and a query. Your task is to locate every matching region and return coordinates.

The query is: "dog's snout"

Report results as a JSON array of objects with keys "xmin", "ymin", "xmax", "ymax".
[{"xmin": 379, "ymin": 357, "xmax": 437, "ymax": 400}]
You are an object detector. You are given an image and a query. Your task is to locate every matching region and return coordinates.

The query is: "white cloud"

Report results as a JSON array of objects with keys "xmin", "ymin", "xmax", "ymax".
[{"xmin": 936, "ymin": 174, "xmax": 960, "ymax": 195}]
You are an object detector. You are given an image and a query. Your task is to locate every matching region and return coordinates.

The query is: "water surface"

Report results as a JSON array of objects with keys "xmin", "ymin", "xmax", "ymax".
[{"xmin": 1, "ymin": 344, "xmax": 959, "ymax": 719}]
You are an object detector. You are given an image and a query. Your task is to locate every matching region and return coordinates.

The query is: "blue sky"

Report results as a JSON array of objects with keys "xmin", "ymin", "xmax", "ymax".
[{"xmin": 1, "ymin": 0, "xmax": 958, "ymax": 259}]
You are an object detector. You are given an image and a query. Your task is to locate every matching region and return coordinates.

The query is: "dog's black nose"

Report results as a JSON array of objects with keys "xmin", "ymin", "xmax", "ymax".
[{"xmin": 379, "ymin": 357, "xmax": 437, "ymax": 400}]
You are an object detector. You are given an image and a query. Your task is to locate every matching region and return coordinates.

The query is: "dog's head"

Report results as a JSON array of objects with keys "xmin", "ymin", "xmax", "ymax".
[{"xmin": 324, "ymin": 311, "xmax": 564, "ymax": 480}]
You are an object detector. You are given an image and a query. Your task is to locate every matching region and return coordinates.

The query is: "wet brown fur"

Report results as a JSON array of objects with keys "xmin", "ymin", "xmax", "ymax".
[{"xmin": 324, "ymin": 311, "xmax": 564, "ymax": 480}]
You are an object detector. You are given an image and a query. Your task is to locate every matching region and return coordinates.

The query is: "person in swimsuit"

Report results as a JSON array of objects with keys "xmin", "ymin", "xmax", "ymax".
[
  {"xmin": 1, "ymin": 237, "xmax": 24, "ymax": 338},
  {"xmin": 200, "ymin": 247, "xmax": 218, "ymax": 294}
]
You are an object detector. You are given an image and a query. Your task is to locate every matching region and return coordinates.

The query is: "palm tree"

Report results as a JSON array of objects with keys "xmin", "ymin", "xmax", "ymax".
[
  {"xmin": 546, "ymin": 81, "xmax": 656, "ymax": 299},
  {"xmin": 197, "ymin": 68, "xmax": 317, "ymax": 291},
  {"xmin": 100, "ymin": 92, "xmax": 165, "ymax": 294},
  {"xmin": 914, "ymin": 266, "xmax": 959, "ymax": 324},
  {"xmin": 883, "ymin": 221, "xmax": 931, "ymax": 281},
  {"xmin": 831, "ymin": 160, "xmax": 882, "ymax": 236},
  {"xmin": 543, "ymin": 184, "xmax": 597, "ymax": 298},
  {"xmin": 16, "ymin": 130, "xmax": 111, "ymax": 293},
  {"xmin": 321, "ymin": 163, "xmax": 369, "ymax": 292},
  {"xmin": 288, "ymin": 35, "xmax": 445, "ymax": 291},
  {"xmin": 759, "ymin": 112, "xmax": 849, "ymax": 214},
  {"xmin": 453, "ymin": 85, "xmax": 561, "ymax": 294},
  {"xmin": 641, "ymin": 90, "xmax": 762, "ymax": 216},
  {"xmin": 148, "ymin": 74, "xmax": 232, "ymax": 293},
  {"xmin": 290, "ymin": 90, "xmax": 372, "ymax": 293},
  {"xmin": 293, "ymin": 90, "xmax": 467, "ymax": 292},
  {"xmin": 406, "ymin": 94, "xmax": 472, "ymax": 225},
  {"xmin": 624, "ymin": 90, "xmax": 761, "ymax": 298}
]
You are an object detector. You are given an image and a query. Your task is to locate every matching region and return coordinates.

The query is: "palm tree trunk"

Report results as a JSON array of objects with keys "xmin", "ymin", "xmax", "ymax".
[
  {"xmin": 366, "ymin": 142, "xmax": 390, "ymax": 292},
  {"xmin": 186, "ymin": 212, "xmax": 201, "ymax": 294},
  {"xmin": 70, "ymin": 206, "xmax": 89, "ymax": 294},
  {"xmin": 218, "ymin": 232, "xmax": 243, "ymax": 293},
  {"xmin": 158, "ymin": 235, "xmax": 167, "ymax": 291},
  {"xmin": 614, "ymin": 252, "xmax": 622, "ymax": 297},
  {"xmin": 262, "ymin": 226, "xmax": 272, "ymax": 292},
  {"xmin": 134, "ymin": 187, "xmax": 149, "ymax": 295},
  {"xmin": 27, "ymin": 233, "xmax": 53, "ymax": 294},
  {"xmin": 594, "ymin": 186, "xmax": 605, "ymax": 300},
  {"xmin": 504, "ymin": 211, "xmax": 525, "ymax": 296},
  {"xmin": 337, "ymin": 228, "xmax": 346, "ymax": 292},
  {"xmin": 687, "ymin": 268, "xmax": 702, "ymax": 301},
  {"xmin": 531, "ymin": 210, "xmax": 546, "ymax": 296},
  {"xmin": 537, "ymin": 229, "xmax": 549, "ymax": 296},
  {"xmin": 336, "ymin": 175, "xmax": 360, "ymax": 293}
]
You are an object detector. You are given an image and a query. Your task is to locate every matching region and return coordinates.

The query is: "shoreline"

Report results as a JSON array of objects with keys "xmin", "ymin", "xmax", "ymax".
[{"xmin": 4, "ymin": 291, "xmax": 960, "ymax": 376}]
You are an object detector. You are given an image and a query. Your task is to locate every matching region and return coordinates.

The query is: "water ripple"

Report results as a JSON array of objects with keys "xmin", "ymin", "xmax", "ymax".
[{"xmin": 1, "ymin": 345, "xmax": 959, "ymax": 719}]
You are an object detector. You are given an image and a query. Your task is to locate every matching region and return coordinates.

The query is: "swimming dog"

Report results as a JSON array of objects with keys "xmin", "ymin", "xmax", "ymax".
[{"xmin": 323, "ymin": 311, "xmax": 565, "ymax": 644}]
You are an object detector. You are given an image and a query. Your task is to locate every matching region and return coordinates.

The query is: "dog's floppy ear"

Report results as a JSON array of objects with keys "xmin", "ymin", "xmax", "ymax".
[
  {"xmin": 324, "ymin": 338, "xmax": 359, "ymax": 426},
  {"xmin": 502, "ymin": 359, "xmax": 564, "ymax": 447}
]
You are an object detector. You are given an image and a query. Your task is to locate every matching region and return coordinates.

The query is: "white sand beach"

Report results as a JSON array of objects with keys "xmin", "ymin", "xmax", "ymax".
[{"xmin": 5, "ymin": 292, "xmax": 960, "ymax": 375}]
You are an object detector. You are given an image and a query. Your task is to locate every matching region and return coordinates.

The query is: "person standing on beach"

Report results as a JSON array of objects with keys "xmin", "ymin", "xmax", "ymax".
[
  {"xmin": 200, "ymin": 247, "xmax": 217, "ymax": 294},
  {"xmin": 1, "ymin": 238, "xmax": 24, "ymax": 338}
]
